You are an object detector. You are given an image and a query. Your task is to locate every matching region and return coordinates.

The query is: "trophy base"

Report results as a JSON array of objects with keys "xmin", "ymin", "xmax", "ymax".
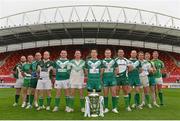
[{"xmin": 91, "ymin": 114, "xmax": 98, "ymax": 117}]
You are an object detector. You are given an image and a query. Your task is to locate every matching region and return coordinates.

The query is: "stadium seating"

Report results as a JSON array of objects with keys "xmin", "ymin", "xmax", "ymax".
[{"xmin": 0, "ymin": 45, "xmax": 180, "ymax": 83}]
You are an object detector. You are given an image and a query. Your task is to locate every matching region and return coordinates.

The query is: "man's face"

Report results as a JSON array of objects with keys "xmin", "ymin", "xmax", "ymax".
[
  {"xmin": 91, "ymin": 50, "xmax": 97, "ymax": 58},
  {"xmin": 138, "ymin": 53, "xmax": 144, "ymax": 60},
  {"xmin": 74, "ymin": 51, "xmax": 81, "ymax": 59},
  {"xmin": 153, "ymin": 51, "xmax": 159, "ymax": 59},
  {"xmin": 28, "ymin": 55, "xmax": 34, "ymax": 63},
  {"xmin": 145, "ymin": 53, "xmax": 151, "ymax": 60},
  {"xmin": 20, "ymin": 56, "xmax": 26, "ymax": 63},
  {"xmin": 131, "ymin": 50, "xmax": 137, "ymax": 58},
  {"xmin": 35, "ymin": 53, "xmax": 42, "ymax": 61},
  {"xmin": 105, "ymin": 50, "xmax": 111, "ymax": 58},
  {"xmin": 118, "ymin": 50, "xmax": 124, "ymax": 57},
  {"xmin": 60, "ymin": 50, "xmax": 67, "ymax": 58},
  {"xmin": 43, "ymin": 51, "xmax": 50, "ymax": 60}
]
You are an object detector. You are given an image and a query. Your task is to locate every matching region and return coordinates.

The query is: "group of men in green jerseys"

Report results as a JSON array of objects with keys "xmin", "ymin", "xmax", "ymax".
[{"xmin": 12, "ymin": 48, "xmax": 164, "ymax": 114}]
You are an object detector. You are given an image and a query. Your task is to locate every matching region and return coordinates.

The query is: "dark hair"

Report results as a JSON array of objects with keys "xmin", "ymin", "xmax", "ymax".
[
  {"xmin": 90, "ymin": 49, "xmax": 98, "ymax": 53},
  {"xmin": 105, "ymin": 48, "xmax": 111, "ymax": 52},
  {"xmin": 138, "ymin": 51, "xmax": 144, "ymax": 55}
]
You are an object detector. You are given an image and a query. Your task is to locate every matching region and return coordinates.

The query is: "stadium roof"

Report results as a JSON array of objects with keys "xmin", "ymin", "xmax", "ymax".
[{"xmin": 0, "ymin": 5, "xmax": 180, "ymax": 53}]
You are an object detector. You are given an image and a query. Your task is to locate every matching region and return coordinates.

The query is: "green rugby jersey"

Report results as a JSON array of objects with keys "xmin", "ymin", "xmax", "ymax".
[
  {"xmin": 115, "ymin": 57, "xmax": 129, "ymax": 77},
  {"xmin": 53, "ymin": 58, "xmax": 70, "ymax": 81},
  {"xmin": 128, "ymin": 58, "xmax": 142, "ymax": 78},
  {"xmin": 31, "ymin": 60, "xmax": 40, "ymax": 78},
  {"xmin": 152, "ymin": 59, "xmax": 164, "ymax": 78},
  {"xmin": 85, "ymin": 58, "xmax": 102, "ymax": 79},
  {"xmin": 37, "ymin": 59, "xmax": 53, "ymax": 79},
  {"xmin": 13, "ymin": 62, "xmax": 25, "ymax": 79},
  {"xmin": 22, "ymin": 63, "xmax": 32, "ymax": 78},
  {"xmin": 102, "ymin": 58, "xmax": 117, "ymax": 78},
  {"xmin": 139, "ymin": 59, "xmax": 151, "ymax": 76}
]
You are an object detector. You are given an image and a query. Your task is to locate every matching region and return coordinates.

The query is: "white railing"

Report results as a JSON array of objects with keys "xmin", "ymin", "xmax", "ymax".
[{"xmin": 0, "ymin": 5, "xmax": 180, "ymax": 30}]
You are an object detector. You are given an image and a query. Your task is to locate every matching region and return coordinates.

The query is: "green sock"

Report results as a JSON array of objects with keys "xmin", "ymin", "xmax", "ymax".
[
  {"xmin": 112, "ymin": 96, "xmax": 117, "ymax": 109},
  {"xmin": 80, "ymin": 98, "xmax": 85, "ymax": 108},
  {"xmin": 124, "ymin": 95, "xmax": 129, "ymax": 108},
  {"xmin": 26, "ymin": 95, "xmax": 29, "ymax": 103},
  {"xmin": 55, "ymin": 97, "xmax": 60, "ymax": 107},
  {"xmin": 116, "ymin": 96, "xmax": 119, "ymax": 108},
  {"xmin": 15, "ymin": 95, "xmax": 20, "ymax": 103},
  {"xmin": 70, "ymin": 96, "xmax": 74, "ymax": 109},
  {"xmin": 39, "ymin": 97, "xmax": 43, "ymax": 107},
  {"xmin": 47, "ymin": 96, "xmax": 51, "ymax": 106},
  {"xmin": 134, "ymin": 93, "xmax": 140, "ymax": 105},
  {"xmin": 158, "ymin": 92, "xmax": 163, "ymax": 105},
  {"xmin": 30, "ymin": 95, "xmax": 34, "ymax": 105},
  {"xmin": 104, "ymin": 96, "xmax": 108, "ymax": 108},
  {"xmin": 66, "ymin": 96, "xmax": 70, "ymax": 107},
  {"xmin": 145, "ymin": 94, "xmax": 150, "ymax": 104},
  {"xmin": 128, "ymin": 93, "xmax": 131, "ymax": 105}
]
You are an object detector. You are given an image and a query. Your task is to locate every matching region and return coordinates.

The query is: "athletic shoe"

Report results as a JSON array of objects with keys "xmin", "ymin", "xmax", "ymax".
[
  {"xmin": 126, "ymin": 106, "xmax": 132, "ymax": 112},
  {"xmin": 21, "ymin": 102, "xmax": 26, "ymax": 108},
  {"xmin": 42, "ymin": 105, "xmax": 46, "ymax": 109},
  {"xmin": 65, "ymin": 106, "xmax": 70, "ymax": 112},
  {"xmin": 81, "ymin": 108, "xmax": 85, "ymax": 112},
  {"xmin": 52, "ymin": 106, "xmax": 59, "ymax": 112},
  {"xmin": 153, "ymin": 102, "xmax": 160, "ymax": 108},
  {"xmin": 131, "ymin": 104, "xmax": 136, "ymax": 108},
  {"xmin": 112, "ymin": 108, "xmax": 119, "ymax": 113},
  {"xmin": 37, "ymin": 106, "xmax": 43, "ymax": 111},
  {"xmin": 104, "ymin": 108, "xmax": 109, "ymax": 113},
  {"xmin": 46, "ymin": 106, "xmax": 51, "ymax": 111},
  {"xmin": 13, "ymin": 103, "xmax": 18, "ymax": 107},
  {"xmin": 34, "ymin": 102, "xmax": 38, "ymax": 108},
  {"xmin": 147, "ymin": 104, "xmax": 152, "ymax": 108},
  {"xmin": 26, "ymin": 105, "xmax": 32, "ymax": 109},
  {"xmin": 139, "ymin": 101, "xmax": 145, "ymax": 107},
  {"xmin": 137, "ymin": 105, "xmax": 143, "ymax": 110}
]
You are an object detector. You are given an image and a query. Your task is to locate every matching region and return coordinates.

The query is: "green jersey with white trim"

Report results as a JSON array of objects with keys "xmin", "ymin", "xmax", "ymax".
[
  {"xmin": 54, "ymin": 58, "xmax": 70, "ymax": 81},
  {"xmin": 102, "ymin": 58, "xmax": 117, "ymax": 78},
  {"xmin": 152, "ymin": 59, "xmax": 164, "ymax": 78},
  {"xmin": 128, "ymin": 58, "xmax": 142, "ymax": 78},
  {"xmin": 13, "ymin": 62, "xmax": 25, "ymax": 79},
  {"xmin": 85, "ymin": 58, "xmax": 102, "ymax": 80},
  {"xmin": 139, "ymin": 59, "xmax": 151, "ymax": 76},
  {"xmin": 37, "ymin": 59, "xmax": 53, "ymax": 80},
  {"xmin": 22, "ymin": 63, "xmax": 32, "ymax": 79},
  {"xmin": 115, "ymin": 57, "xmax": 130, "ymax": 77}
]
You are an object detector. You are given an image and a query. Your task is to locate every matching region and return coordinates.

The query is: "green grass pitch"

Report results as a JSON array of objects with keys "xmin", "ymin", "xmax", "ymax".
[{"xmin": 0, "ymin": 88, "xmax": 180, "ymax": 120}]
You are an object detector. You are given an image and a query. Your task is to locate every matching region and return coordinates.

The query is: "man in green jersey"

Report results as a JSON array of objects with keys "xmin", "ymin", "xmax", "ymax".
[
  {"xmin": 53, "ymin": 50, "xmax": 71, "ymax": 112},
  {"xmin": 115, "ymin": 49, "xmax": 133, "ymax": 111},
  {"xmin": 85, "ymin": 49, "xmax": 103, "ymax": 93},
  {"xmin": 21, "ymin": 55, "xmax": 33, "ymax": 108},
  {"xmin": 102, "ymin": 49, "xmax": 118, "ymax": 113},
  {"xmin": 13, "ymin": 56, "xmax": 26, "ymax": 107},
  {"xmin": 152, "ymin": 51, "xmax": 165, "ymax": 106},
  {"xmin": 128, "ymin": 50, "xmax": 142, "ymax": 109},
  {"xmin": 144, "ymin": 52, "xmax": 160, "ymax": 108},
  {"xmin": 68, "ymin": 50, "xmax": 85, "ymax": 112},
  {"xmin": 36, "ymin": 51, "xmax": 54, "ymax": 111},
  {"xmin": 26, "ymin": 52, "xmax": 42, "ymax": 109}
]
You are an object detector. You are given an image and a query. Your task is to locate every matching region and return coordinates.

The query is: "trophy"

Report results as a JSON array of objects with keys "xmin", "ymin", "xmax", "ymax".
[{"xmin": 84, "ymin": 89, "xmax": 104, "ymax": 117}]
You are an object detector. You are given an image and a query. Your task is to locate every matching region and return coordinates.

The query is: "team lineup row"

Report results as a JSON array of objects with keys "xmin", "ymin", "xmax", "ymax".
[{"xmin": 12, "ymin": 49, "xmax": 164, "ymax": 114}]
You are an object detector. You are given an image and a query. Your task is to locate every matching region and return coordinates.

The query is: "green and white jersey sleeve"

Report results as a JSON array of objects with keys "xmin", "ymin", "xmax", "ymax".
[
  {"xmin": 54, "ymin": 58, "xmax": 70, "ymax": 81},
  {"xmin": 139, "ymin": 60, "xmax": 151, "ymax": 76},
  {"xmin": 128, "ymin": 58, "xmax": 142, "ymax": 78},
  {"xmin": 102, "ymin": 58, "xmax": 117, "ymax": 78},
  {"xmin": 22, "ymin": 63, "xmax": 32, "ymax": 78},
  {"xmin": 38, "ymin": 59, "xmax": 53, "ymax": 80},
  {"xmin": 85, "ymin": 59, "xmax": 102, "ymax": 79}
]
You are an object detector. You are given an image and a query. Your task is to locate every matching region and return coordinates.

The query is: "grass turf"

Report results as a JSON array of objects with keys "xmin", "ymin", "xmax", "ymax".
[{"xmin": 0, "ymin": 88, "xmax": 180, "ymax": 120}]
